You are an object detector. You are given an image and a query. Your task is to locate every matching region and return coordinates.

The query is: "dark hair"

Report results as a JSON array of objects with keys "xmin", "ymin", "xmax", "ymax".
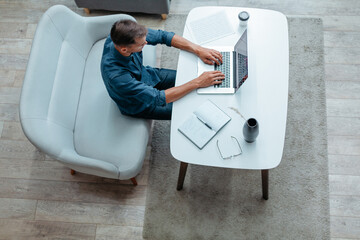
[{"xmin": 110, "ymin": 20, "xmax": 148, "ymax": 46}]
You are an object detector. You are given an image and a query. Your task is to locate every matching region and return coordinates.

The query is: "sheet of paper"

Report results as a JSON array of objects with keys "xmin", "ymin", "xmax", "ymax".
[{"xmin": 187, "ymin": 11, "xmax": 235, "ymax": 45}]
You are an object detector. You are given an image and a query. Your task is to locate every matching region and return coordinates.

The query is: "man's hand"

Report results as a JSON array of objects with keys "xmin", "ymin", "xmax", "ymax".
[
  {"xmin": 194, "ymin": 71, "xmax": 225, "ymax": 88},
  {"xmin": 196, "ymin": 46, "xmax": 223, "ymax": 65},
  {"xmin": 164, "ymin": 71, "xmax": 224, "ymax": 103},
  {"xmin": 170, "ymin": 35, "xmax": 222, "ymax": 65},
  {"xmin": 164, "ymin": 71, "xmax": 225, "ymax": 103}
]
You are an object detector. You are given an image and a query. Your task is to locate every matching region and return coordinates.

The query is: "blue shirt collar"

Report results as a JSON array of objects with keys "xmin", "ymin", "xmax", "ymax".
[{"xmin": 110, "ymin": 43, "xmax": 132, "ymax": 63}]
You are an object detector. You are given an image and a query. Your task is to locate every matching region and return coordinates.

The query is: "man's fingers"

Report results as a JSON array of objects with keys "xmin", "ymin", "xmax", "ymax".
[
  {"xmin": 208, "ymin": 54, "xmax": 222, "ymax": 65},
  {"xmin": 212, "ymin": 72, "xmax": 225, "ymax": 85},
  {"xmin": 211, "ymin": 50, "xmax": 222, "ymax": 64},
  {"xmin": 212, "ymin": 70, "xmax": 225, "ymax": 76},
  {"xmin": 213, "ymin": 51, "xmax": 223, "ymax": 64},
  {"xmin": 203, "ymin": 59, "xmax": 214, "ymax": 65},
  {"xmin": 211, "ymin": 79, "xmax": 223, "ymax": 85}
]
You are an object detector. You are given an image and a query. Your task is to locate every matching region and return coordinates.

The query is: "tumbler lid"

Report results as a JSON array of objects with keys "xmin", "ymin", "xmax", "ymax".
[{"xmin": 238, "ymin": 11, "xmax": 250, "ymax": 21}]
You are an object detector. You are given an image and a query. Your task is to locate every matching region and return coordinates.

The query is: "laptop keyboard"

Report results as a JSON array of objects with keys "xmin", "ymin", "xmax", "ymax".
[{"xmin": 214, "ymin": 52, "xmax": 230, "ymax": 88}]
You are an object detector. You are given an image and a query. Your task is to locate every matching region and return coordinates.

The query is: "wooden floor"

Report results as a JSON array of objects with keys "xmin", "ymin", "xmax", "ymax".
[{"xmin": 0, "ymin": 0, "xmax": 359, "ymax": 239}]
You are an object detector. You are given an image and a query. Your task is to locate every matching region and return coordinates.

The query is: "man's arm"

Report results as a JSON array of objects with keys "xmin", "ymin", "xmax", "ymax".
[
  {"xmin": 171, "ymin": 34, "xmax": 223, "ymax": 65},
  {"xmin": 163, "ymin": 34, "xmax": 226, "ymax": 103},
  {"xmin": 164, "ymin": 71, "xmax": 225, "ymax": 103}
]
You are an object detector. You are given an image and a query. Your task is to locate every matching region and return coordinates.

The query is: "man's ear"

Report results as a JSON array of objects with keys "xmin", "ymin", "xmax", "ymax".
[
  {"xmin": 114, "ymin": 44, "xmax": 129, "ymax": 54},
  {"xmin": 119, "ymin": 46, "xmax": 129, "ymax": 54}
]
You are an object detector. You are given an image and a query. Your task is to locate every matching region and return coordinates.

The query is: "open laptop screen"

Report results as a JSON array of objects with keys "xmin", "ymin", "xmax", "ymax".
[{"xmin": 234, "ymin": 30, "xmax": 248, "ymax": 90}]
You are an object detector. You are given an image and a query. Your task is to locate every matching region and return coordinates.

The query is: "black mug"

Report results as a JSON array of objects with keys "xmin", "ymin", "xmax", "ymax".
[{"xmin": 243, "ymin": 118, "xmax": 259, "ymax": 143}]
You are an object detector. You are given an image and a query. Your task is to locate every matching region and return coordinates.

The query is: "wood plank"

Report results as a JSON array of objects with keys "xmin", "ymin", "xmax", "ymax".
[
  {"xmin": 95, "ymin": 225, "xmax": 143, "ymax": 240},
  {"xmin": 13, "ymin": 70, "xmax": 25, "ymax": 87},
  {"xmin": 331, "ymin": 195, "xmax": 360, "ymax": 217},
  {"xmin": 327, "ymin": 99, "xmax": 360, "ymax": 118},
  {"xmin": 328, "ymin": 136, "xmax": 360, "ymax": 156},
  {"xmin": 36, "ymin": 200, "xmax": 145, "ymax": 227},
  {"xmin": 329, "ymin": 175, "xmax": 360, "ymax": 196},
  {"xmin": 0, "ymin": 7, "xmax": 44, "ymax": 23},
  {"xmin": 26, "ymin": 23, "xmax": 37, "ymax": 39},
  {"xmin": 0, "ymin": 103, "xmax": 19, "ymax": 121},
  {"xmin": 326, "ymin": 81, "xmax": 360, "ymax": 99},
  {"xmin": 0, "ymin": 53, "xmax": 28, "ymax": 70},
  {"xmin": 0, "ymin": 22, "xmax": 27, "ymax": 38},
  {"xmin": 1, "ymin": 121, "xmax": 27, "ymax": 140},
  {"xmin": 0, "ymin": 198, "xmax": 36, "ymax": 219},
  {"xmin": 0, "ymin": 157, "xmax": 149, "ymax": 185},
  {"xmin": 0, "ymin": 120, "xmax": 3, "ymax": 136},
  {"xmin": 0, "ymin": 38, "xmax": 32, "ymax": 55},
  {"xmin": 331, "ymin": 216, "xmax": 360, "ymax": 239},
  {"xmin": 0, "ymin": 219, "xmax": 96, "ymax": 240},
  {"xmin": 327, "ymin": 116, "xmax": 360, "ymax": 136},
  {"xmin": 325, "ymin": 47, "xmax": 360, "ymax": 65},
  {"xmin": 324, "ymin": 31, "xmax": 360, "ymax": 48},
  {"xmin": 329, "ymin": 155, "xmax": 360, "ymax": 176},
  {"xmin": 323, "ymin": 16, "xmax": 360, "ymax": 32},
  {"xmin": 0, "ymin": 178, "xmax": 147, "ymax": 205},
  {"xmin": 0, "ymin": 87, "xmax": 21, "ymax": 104},
  {"xmin": 0, "ymin": 138, "xmax": 45, "ymax": 160},
  {"xmin": 0, "ymin": 0, "xmax": 78, "ymax": 10},
  {"xmin": 0, "ymin": 158, "xmax": 99, "ymax": 182},
  {"xmin": 0, "ymin": 69, "xmax": 16, "ymax": 87},
  {"xmin": 325, "ymin": 64, "xmax": 360, "ymax": 81}
]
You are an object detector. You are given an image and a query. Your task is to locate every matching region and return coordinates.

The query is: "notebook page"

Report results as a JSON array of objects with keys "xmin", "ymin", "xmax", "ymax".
[
  {"xmin": 194, "ymin": 100, "xmax": 231, "ymax": 132},
  {"xmin": 178, "ymin": 115, "xmax": 215, "ymax": 149},
  {"xmin": 187, "ymin": 11, "xmax": 235, "ymax": 45}
]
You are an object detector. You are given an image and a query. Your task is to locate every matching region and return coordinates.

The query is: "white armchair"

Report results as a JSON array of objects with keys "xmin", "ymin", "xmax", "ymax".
[{"xmin": 20, "ymin": 5, "xmax": 153, "ymax": 184}]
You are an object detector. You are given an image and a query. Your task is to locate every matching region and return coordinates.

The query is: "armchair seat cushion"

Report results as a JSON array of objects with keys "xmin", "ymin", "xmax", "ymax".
[{"xmin": 74, "ymin": 39, "xmax": 151, "ymax": 179}]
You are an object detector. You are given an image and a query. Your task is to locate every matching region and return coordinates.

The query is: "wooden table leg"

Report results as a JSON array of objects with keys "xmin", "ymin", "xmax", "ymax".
[
  {"xmin": 177, "ymin": 162, "xmax": 188, "ymax": 190},
  {"xmin": 261, "ymin": 170, "xmax": 269, "ymax": 200}
]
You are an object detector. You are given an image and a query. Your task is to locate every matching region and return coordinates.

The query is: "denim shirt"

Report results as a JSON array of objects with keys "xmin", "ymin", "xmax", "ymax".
[{"xmin": 101, "ymin": 28, "xmax": 175, "ymax": 116}]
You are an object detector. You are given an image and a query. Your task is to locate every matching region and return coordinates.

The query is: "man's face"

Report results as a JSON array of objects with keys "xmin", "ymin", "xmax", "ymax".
[{"xmin": 128, "ymin": 36, "xmax": 147, "ymax": 53}]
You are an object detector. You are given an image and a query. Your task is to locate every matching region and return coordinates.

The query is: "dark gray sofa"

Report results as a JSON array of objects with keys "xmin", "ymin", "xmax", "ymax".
[{"xmin": 74, "ymin": 0, "xmax": 170, "ymax": 19}]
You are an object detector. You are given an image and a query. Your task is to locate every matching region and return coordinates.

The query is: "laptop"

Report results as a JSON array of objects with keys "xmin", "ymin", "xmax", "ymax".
[{"xmin": 197, "ymin": 30, "xmax": 248, "ymax": 94}]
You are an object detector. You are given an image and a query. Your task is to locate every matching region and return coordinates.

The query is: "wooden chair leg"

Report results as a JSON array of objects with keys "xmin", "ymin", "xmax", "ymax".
[
  {"xmin": 84, "ymin": 8, "xmax": 90, "ymax": 15},
  {"xmin": 70, "ymin": 169, "xmax": 76, "ymax": 175},
  {"xmin": 161, "ymin": 14, "xmax": 168, "ymax": 20},
  {"xmin": 130, "ymin": 177, "xmax": 138, "ymax": 186}
]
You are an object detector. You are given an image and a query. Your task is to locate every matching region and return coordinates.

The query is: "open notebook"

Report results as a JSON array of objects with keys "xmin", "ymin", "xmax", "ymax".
[{"xmin": 178, "ymin": 100, "xmax": 231, "ymax": 149}]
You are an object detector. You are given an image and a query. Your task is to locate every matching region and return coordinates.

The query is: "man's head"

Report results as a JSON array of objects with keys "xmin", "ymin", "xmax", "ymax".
[{"xmin": 111, "ymin": 20, "xmax": 148, "ymax": 56}]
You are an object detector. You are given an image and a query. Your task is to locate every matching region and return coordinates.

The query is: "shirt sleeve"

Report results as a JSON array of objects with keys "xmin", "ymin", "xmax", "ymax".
[
  {"xmin": 146, "ymin": 28, "xmax": 175, "ymax": 47},
  {"xmin": 108, "ymin": 72, "xmax": 167, "ymax": 114}
]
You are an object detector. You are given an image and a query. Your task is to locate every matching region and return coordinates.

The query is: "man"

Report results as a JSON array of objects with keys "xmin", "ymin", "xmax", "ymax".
[{"xmin": 101, "ymin": 19, "xmax": 224, "ymax": 120}]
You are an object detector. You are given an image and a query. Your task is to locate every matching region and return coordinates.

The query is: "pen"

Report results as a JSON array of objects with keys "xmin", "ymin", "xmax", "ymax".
[{"xmin": 197, "ymin": 116, "xmax": 212, "ymax": 130}]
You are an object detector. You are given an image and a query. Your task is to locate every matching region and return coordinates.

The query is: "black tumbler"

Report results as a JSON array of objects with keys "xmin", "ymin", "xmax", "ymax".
[{"xmin": 243, "ymin": 118, "xmax": 259, "ymax": 143}]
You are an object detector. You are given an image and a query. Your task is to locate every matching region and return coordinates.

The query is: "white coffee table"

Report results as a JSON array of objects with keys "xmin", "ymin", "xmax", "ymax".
[{"xmin": 170, "ymin": 6, "xmax": 289, "ymax": 199}]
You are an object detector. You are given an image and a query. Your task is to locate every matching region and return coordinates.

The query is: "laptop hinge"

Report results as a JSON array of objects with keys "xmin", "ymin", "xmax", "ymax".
[{"xmin": 233, "ymin": 51, "xmax": 237, "ymax": 88}]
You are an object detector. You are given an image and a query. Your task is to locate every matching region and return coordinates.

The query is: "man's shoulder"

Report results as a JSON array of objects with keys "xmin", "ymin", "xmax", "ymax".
[{"xmin": 102, "ymin": 35, "xmax": 113, "ymax": 55}]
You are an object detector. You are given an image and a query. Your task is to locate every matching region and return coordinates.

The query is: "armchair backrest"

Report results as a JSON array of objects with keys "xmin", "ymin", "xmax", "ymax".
[{"xmin": 20, "ymin": 5, "xmax": 90, "ymax": 132}]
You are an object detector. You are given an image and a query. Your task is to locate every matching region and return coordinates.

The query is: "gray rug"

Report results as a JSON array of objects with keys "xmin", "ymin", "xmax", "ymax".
[{"xmin": 143, "ymin": 15, "xmax": 329, "ymax": 239}]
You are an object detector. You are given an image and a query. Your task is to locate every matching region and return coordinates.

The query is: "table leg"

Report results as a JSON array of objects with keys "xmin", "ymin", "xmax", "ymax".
[
  {"xmin": 177, "ymin": 162, "xmax": 188, "ymax": 190},
  {"xmin": 261, "ymin": 170, "xmax": 269, "ymax": 200}
]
